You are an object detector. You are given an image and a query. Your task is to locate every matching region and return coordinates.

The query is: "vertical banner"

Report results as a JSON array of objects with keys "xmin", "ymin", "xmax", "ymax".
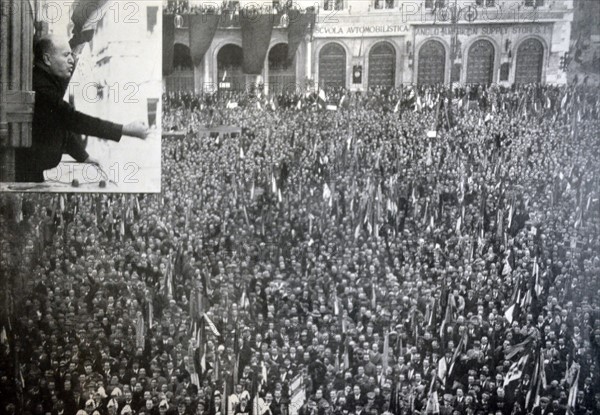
[
  {"xmin": 240, "ymin": 11, "xmax": 274, "ymax": 74},
  {"xmin": 287, "ymin": 10, "xmax": 315, "ymax": 63},
  {"xmin": 163, "ymin": 14, "xmax": 175, "ymax": 76},
  {"xmin": 189, "ymin": 12, "xmax": 221, "ymax": 67}
]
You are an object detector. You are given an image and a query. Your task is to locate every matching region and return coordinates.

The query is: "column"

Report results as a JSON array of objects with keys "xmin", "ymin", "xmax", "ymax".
[{"xmin": 306, "ymin": 36, "xmax": 313, "ymax": 81}]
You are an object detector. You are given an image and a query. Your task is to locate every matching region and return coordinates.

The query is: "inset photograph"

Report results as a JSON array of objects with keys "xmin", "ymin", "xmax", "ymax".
[{"xmin": 0, "ymin": 0, "xmax": 162, "ymax": 192}]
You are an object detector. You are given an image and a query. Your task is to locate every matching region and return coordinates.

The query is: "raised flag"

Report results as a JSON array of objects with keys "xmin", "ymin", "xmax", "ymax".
[
  {"xmin": 339, "ymin": 94, "xmax": 349, "ymax": 109},
  {"xmin": 504, "ymin": 299, "xmax": 517, "ymax": 324},
  {"xmin": 382, "ymin": 332, "xmax": 389, "ymax": 378},
  {"xmin": 323, "ymin": 183, "xmax": 332, "ymax": 201},
  {"xmin": 204, "ymin": 314, "xmax": 221, "ymax": 337},
  {"xmin": 240, "ymin": 11, "xmax": 274, "ymax": 74},
  {"xmin": 504, "ymin": 335, "xmax": 534, "ymax": 361},
  {"xmin": 567, "ymin": 363, "xmax": 580, "ymax": 409},
  {"xmin": 69, "ymin": 0, "xmax": 110, "ymax": 49},
  {"xmin": 0, "ymin": 327, "xmax": 8, "ymax": 355},
  {"xmin": 437, "ymin": 355, "xmax": 448, "ymax": 384},
  {"xmin": 190, "ymin": 12, "xmax": 221, "ymax": 66},
  {"xmin": 503, "ymin": 355, "xmax": 528, "ymax": 387}
]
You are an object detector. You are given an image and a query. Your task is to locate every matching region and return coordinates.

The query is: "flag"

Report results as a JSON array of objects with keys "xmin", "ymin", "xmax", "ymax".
[
  {"xmin": 526, "ymin": 351, "xmax": 540, "ymax": 409},
  {"xmin": 502, "ymin": 251, "xmax": 513, "ymax": 276},
  {"xmin": 323, "ymin": 183, "xmax": 332, "ymax": 201},
  {"xmin": 437, "ymin": 355, "xmax": 448, "ymax": 384},
  {"xmin": 200, "ymin": 349, "xmax": 207, "ymax": 373},
  {"xmin": 504, "ymin": 301, "xmax": 517, "ymax": 324},
  {"xmin": 136, "ymin": 314, "xmax": 145, "ymax": 349},
  {"xmin": 382, "ymin": 332, "xmax": 389, "ymax": 378},
  {"xmin": 448, "ymin": 334, "xmax": 465, "ymax": 377},
  {"xmin": 271, "ymin": 173, "xmax": 277, "ymax": 194},
  {"xmin": 318, "ymin": 88, "xmax": 327, "ymax": 107},
  {"xmin": 164, "ymin": 255, "xmax": 174, "ymax": 299},
  {"xmin": 204, "ymin": 314, "xmax": 221, "ymax": 337},
  {"xmin": 504, "ymin": 335, "xmax": 534, "ymax": 361},
  {"xmin": 503, "ymin": 354, "xmax": 528, "ymax": 387},
  {"xmin": 240, "ymin": 289, "xmax": 250, "ymax": 310},
  {"xmin": 0, "ymin": 327, "xmax": 8, "ymax": 355},
  {"xmin": 371, "ymin": 283, "xmax": 377, "ymax": 309},
  {"xmin": 339, "ymin": 94, "xmax": 349, "ymax": 109},
  {"xmin": 567, "ymin": 363, "xmax": 580, "ymax": 409},
  {"xmin": 333, "ymin": 288, "xmax": 340, "ymax": 316},
  {"xmin": 69, "ymin": 0, "xmax": 110, "ymax": 49},
  {"xmin": 261, "ymin": 361, "xmax": 268, "ymax": 385},
  {"xmin": 425, "ymin": 375, "xmax": 439, "ymax": 414},
  {"xmin": 414, "ymin": 96, "xmax": 423, "ymax": 112}
]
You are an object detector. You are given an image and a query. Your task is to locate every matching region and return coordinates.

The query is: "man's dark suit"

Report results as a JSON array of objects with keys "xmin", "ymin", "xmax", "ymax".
[{"xmin": 15, "ymin": 65, "xmax": 123, "ymax": 182}]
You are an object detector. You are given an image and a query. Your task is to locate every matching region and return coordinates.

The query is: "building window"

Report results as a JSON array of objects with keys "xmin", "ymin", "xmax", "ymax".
[
  {"xmin": 374, "ymin": 0, "xmax": 395, "ymax": 9},
  {"xmin": 525, "ymin": 0, "xmax": 544, "ymax": 7},
  {"xmin": 476, "ymin": 0, "xmax": 495, "ymax": 5},
  {"xmin": 435, "ymin": 0, "xmax": 446, "ymax": 8},
  {"xmin": 324, "ymin": 0, "xmax": 344, "ymax": 11}
]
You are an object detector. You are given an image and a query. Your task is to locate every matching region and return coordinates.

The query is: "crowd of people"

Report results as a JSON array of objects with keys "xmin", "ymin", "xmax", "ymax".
[{"xmin": 1, "ymin": 81, "xmax": 599, "ymax": 415}]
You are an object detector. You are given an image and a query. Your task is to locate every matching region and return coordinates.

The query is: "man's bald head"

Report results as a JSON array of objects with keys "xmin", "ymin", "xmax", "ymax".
[{"xmin": 34, "ymin": 34, "xmax": 74, "ymax": 79}]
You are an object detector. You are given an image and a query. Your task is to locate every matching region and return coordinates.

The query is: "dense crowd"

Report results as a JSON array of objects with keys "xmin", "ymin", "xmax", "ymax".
[{"xmin": 1, "ymin": 82, "xmax": 600, "ymax": 415}]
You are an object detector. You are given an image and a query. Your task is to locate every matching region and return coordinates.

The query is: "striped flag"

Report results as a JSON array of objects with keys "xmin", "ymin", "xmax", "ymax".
[
  {"xmin": 437, "ymin": 355, "xmax": 448, "ymax": 384},
  {"xmin": 567, "ymin": 363, "xmax": 580, "ymax": 410},
  {"xmin": 503, "ymin": 354, "xmax": 528, "ymax": 387},
  {"xmin": 204, "ymin": 314, "xmax": 221, "ymax": 337},
  {"xmin": 136, "ymin": 314, "xmax": 145, "ymax": 349}
]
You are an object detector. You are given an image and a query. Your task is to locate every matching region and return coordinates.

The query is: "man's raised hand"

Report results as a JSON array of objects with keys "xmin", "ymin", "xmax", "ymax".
[{"xmin": 123, "ymin": 121, "xmax": 150, "ymax": 139}]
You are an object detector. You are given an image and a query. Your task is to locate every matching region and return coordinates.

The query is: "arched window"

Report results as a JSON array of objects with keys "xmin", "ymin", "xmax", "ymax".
[
  {"xmin": 418, "ymin": 40, "xmax": 446, "ymax": 85},
  {"xmin": 217, "ymin": 44, "xmax": 245, "ymax": 92},
  {"xmin": 515, "ymin": 38, "xmax": 544, "ymax": 84},
  {"xmin": 368, "ymin": 42, "xmax": 396, "ymax": 89},
  {"xmin": 269, "ymin": 44, "xmax": 297, "ymax": 94},
  {"xmin": 466, "ymin": 40, "xmax": 495, "ymax": 85},
  {"xmin": 319, "ymin": 43, "xmax": 346, "ymax": 88}
]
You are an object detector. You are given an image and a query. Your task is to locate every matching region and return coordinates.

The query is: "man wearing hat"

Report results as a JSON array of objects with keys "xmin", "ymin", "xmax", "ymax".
[
  {"xmin": 234, "ymin": 391, "xmax": 251, "ymax": 415},
  {"xmin": 532, "ymin": 396, "xmax": 550, "ymax": 415}
]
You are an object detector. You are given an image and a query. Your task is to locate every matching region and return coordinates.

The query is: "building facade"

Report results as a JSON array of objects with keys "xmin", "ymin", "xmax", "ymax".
[{"xmin": 164, "ymin": 0, "xmax": 574, "ymax": 93}]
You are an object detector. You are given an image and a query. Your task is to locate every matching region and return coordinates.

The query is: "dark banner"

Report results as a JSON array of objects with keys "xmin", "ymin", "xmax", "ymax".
[
  {"xmin": 163, "ymin": 14, "xmax": 175, "ymax": 76},
  {"xmin": 190, "ymin": 13, "xmax": 221, "ymax": 67},
  {"xmin": 287, "ymin": 10, "xmax": 315, "ymax": 63},
  {"xmin": 69, "ymin": 0, "xmax": 109, "ymax": 49},
  {"xmin": 240, "ymin": 13, "xmax": 275, "ymax": 75}
]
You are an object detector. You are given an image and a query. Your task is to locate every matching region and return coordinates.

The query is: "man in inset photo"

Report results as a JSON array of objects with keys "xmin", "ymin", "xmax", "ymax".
[{"xmin": 15, "ymin": 34, "xmax": 149, "ymax": 183}]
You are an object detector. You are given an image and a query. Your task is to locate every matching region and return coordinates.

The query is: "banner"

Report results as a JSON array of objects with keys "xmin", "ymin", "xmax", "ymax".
[
  {"xmin": 287, "ymin": 10, "xmax": 315, "ymax": 63},
  {"xmin": 163, "ymin": 14, "xmax": 175, "ymax": 75},
  {"xmin": 69, "ymin": 0, "xmax": 109, "ymax": 49},
  {"xmin": 190, "ymin": 12, "xmax": 221, "ymax": 67},
  {"xmin": 240, "ymin": 12, "xmax": 274, "ymax": 74}
]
